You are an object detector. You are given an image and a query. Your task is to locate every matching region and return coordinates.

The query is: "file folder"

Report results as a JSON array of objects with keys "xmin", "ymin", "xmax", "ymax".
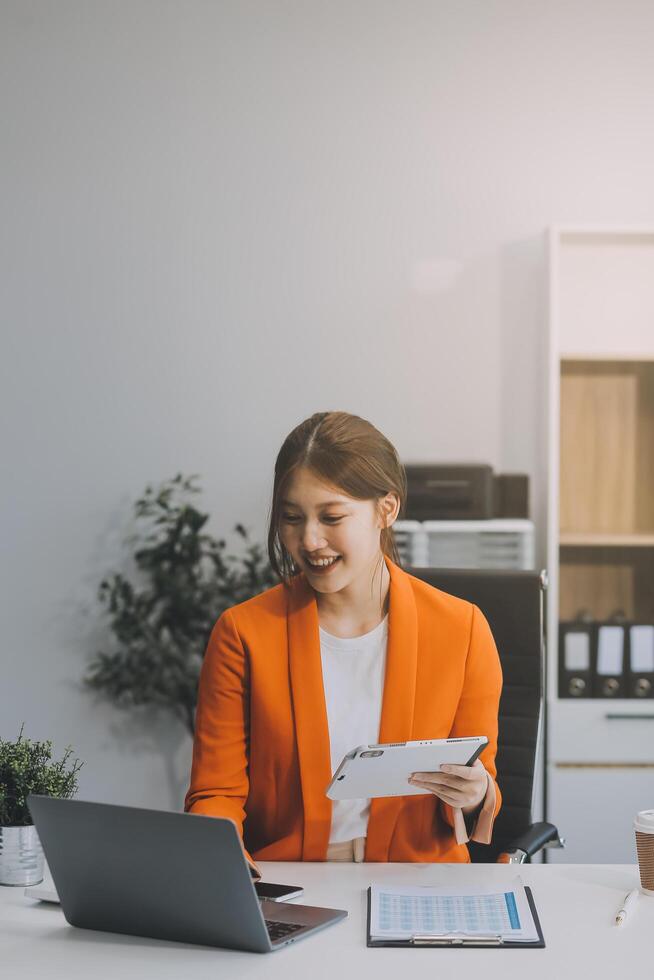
[
  {"xmin": 366, "ymin": 886, "xmax": 545, "ymax": 948},
  {"xmin": 594, "ymin": 623, "xmax": 626, "ymax": 698},
  {"xmin": 559, "ymin": 621, "xmax": 593, "ymax": 698},
  {"xmin": 627, "ymin": 624, "xmax": 654, "ymax": 698}
]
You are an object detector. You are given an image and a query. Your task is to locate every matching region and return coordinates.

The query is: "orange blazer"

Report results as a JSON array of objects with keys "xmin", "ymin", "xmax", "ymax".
[{"xmin": 184, "ymin": 556, "xmax": 503, "ymax": 872}]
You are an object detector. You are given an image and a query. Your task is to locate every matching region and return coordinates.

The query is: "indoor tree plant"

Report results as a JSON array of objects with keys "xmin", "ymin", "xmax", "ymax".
[
  {"xmin": 0, "ymin": 724, "xmax": 83, "ymax": 885},
  {"xmin": 84, "ymin": 473, "xmax": 277, "ymax": 738}
]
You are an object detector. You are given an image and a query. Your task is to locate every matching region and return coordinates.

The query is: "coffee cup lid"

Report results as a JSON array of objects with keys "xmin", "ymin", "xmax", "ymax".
[{"xmin": 634, "ymin": 810, "xmax": 654, "ymax": 833}]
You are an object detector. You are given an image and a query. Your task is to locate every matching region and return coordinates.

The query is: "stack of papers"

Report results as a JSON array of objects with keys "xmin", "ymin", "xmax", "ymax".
[{"xmin": 369, "ymin": 875, "xmax": 540, "ymax": 944}]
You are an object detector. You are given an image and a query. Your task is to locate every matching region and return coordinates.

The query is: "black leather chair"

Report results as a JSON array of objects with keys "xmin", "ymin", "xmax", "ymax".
[{"xmin": 408, "ymin": 566, "xmax": 563, "ymax": 863}]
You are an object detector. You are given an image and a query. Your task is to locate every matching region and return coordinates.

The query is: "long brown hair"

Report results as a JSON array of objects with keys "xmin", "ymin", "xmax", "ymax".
[{"xmin": 267, "ymin": 411, "xmax": 407, "ymax": 586}]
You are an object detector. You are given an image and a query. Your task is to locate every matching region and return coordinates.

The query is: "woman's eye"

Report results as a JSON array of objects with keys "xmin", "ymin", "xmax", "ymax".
[{"xmin": 281, "ymin": 514, "xmax": 344, "ymax": 524}]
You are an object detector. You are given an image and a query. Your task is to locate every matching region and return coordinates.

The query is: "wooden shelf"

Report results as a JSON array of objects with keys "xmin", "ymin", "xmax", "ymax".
[
  {"xmin": 560, "ymin": 533, "xmax": 654, "ymax": 547},
  {"xmin": 561, "ymin": 353, "xmax": 654, "ymax": 363}
]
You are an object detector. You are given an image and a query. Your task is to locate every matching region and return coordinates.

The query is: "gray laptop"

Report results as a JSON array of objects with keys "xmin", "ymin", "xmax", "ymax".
[{"xmin": 26, "ymin": 794, "xmax": 347, "ymax": 952}]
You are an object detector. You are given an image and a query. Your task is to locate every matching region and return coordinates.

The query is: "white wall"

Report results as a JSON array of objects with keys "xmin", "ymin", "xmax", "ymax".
[{"xmin": 2, "ymin": 0, "xmax": 654, "ymax": 811}]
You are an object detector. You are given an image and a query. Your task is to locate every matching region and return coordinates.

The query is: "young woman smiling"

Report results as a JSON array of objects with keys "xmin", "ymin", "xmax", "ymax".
[{"xmin": 184, "ymin": 412, "xmax": 502, "ymax": 875}]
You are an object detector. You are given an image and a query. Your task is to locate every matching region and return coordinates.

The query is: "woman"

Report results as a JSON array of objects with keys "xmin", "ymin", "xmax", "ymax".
[{"xmin": 184, "ymin": 411, "xmax": 502, "ymax": 877}]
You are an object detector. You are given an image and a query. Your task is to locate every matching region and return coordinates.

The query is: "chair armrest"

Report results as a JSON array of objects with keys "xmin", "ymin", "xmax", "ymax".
[{"xmin": 496, "ymin": 821, "xmax": 564, "ymax": 863}]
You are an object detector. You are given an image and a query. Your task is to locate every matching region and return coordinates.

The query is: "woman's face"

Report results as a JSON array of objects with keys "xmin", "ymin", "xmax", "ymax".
[{"xmin": 278, "ymin": 467, "xmax": 398, "ymax": 595}]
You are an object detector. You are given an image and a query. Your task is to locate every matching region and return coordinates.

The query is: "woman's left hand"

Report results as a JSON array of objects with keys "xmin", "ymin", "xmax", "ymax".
[{"xmin": 408, "ymin": 758, "xmax": 488, "ymax": 812}]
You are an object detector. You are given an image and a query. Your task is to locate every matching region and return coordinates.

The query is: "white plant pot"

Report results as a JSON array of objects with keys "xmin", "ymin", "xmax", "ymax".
[{"xmin": 0, "ymin": 824, "xmax": 44, "ymax": 886}]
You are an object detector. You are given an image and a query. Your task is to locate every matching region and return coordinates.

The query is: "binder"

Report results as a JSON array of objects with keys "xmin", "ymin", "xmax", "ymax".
[
  {"xmin": 593, "ymin": 621, "xmax": 626, "ymax": 698},
  {"xmin": 559, "ymin": 621, "xmax": 594, "ymax": 698},
  {"xmin": 366, "ymin": 886, "xmax": 545, "ymax": 948},
  {"xmin": 627, "ymin": 624, "xmax": 654, "ymax": 698}
]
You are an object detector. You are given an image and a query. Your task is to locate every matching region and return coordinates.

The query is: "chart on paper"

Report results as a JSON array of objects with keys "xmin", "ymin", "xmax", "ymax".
[
  {"xmin": 369, "ymin": 877, "xmax": 541, "ymax": 942},
  {"xmin": 377, "ymin": 890, "xmax": 520, "ymax": 934}
]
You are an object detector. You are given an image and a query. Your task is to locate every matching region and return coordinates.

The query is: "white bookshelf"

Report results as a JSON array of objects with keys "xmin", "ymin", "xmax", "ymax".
[{"xmin": 545, "ymin": 226, "xmax": 654, "ymax": 863}]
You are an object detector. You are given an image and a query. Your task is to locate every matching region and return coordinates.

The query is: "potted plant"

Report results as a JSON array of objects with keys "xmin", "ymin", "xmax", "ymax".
[
  {"xmin": 0, "ymin": 724, "xmax": 83, "ymax": 886},
  {"xmin": 84, "ymin": 474, "xmax": 277, "ymax": 737}
]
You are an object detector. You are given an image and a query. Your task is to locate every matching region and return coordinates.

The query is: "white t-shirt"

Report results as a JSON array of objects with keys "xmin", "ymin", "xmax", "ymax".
[{"xmin": 319, "ymin": 614, "xmax": 388, "ymax": 844}]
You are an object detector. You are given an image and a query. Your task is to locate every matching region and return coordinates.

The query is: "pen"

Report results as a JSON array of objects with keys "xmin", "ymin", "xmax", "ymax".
[{"xmin": 615, "ymin": 889, "xmax": 639, "ymax": 926}]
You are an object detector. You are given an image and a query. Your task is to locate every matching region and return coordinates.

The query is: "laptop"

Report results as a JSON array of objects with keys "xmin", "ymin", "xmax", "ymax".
[{"xmin": 26, "ymin": 794, "xmax": 347, "ymax": 952}]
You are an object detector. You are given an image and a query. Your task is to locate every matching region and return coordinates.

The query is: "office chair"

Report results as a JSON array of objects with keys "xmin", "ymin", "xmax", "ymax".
[{"xmin": 407, "ymin": 566, "xmax": 564, "ymax": 863}]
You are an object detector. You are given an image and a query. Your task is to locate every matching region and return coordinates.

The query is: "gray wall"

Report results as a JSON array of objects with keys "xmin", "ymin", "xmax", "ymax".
[{"xmin": 2, "ymin": 0, "xmax": 653, "ymax": 810}]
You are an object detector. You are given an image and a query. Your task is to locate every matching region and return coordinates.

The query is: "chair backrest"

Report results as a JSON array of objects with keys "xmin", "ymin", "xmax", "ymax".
[{"xmin": 407, "ymin": 567, "xmax": 546, "ymax": 862}]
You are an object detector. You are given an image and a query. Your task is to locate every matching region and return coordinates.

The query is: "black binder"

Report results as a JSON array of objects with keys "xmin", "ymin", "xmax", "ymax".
[
  {"xmin": 559, "ymin": 620, "xmax": 594, "ymax": 698},
  {"xmin": 627, "ymin": 623, "xmax": 654, "ymax": 698},
  {"xmin": 366, "ymin": 886, "xmax": 545, "ymax": 948},
  {"xmin": 593, "ymin": 619, "xmax": 627, "ymax": 698}
]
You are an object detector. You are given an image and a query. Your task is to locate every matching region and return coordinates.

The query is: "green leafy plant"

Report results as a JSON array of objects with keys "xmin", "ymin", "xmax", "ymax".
[
  {"xmin": 84, "ymin": 473, "xmax": 278, "ymax": 737},
  {"xmin": 0, "ymin": 724, "xmax": 83, "ymax": 826}
]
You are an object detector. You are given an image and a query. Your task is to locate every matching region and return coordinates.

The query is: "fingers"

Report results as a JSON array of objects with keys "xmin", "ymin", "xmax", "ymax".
[
  {"xmin": 411, "ymin": 759, "xmax": 484, "ymax": 784},
  {"xmin": 410, "ymin": 768, "xmax": 473, "ymax": 789},
  {"xmin": 407, "ymin": 760, "xmax": 487, "ymax": 808},
  {"xmin": 409, "ymin": 775, "xmax": 461, "ymax": 794},
  {"xmin": 408, "ymin": 778, "xmax": 461, "ymax": 806}
]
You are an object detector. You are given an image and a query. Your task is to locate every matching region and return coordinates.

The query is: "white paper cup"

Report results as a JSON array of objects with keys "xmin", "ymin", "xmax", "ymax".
[{"xmin": 634, "ymin": 810, "xmax": 654, "ymax": 894}]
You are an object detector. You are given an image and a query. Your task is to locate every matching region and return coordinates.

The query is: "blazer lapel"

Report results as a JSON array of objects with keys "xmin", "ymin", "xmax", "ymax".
[
  {"xmin": 287, "ymin": 575, "xmax": 333, "ymax": 860},
  {"xmin": 365, "ymin": 557, "xmax": 418, "ymax": 861}
]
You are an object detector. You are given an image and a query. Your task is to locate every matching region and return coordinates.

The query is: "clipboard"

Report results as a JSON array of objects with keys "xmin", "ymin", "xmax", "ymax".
[{"xmin": 365, "ymin": 885, "xmax": 545, "ymax": 948}]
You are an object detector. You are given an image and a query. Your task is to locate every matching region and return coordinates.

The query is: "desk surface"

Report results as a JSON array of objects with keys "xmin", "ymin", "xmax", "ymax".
[{"xmin": 2, "ymin": 862, "xmax": 651, "ymax": 979}]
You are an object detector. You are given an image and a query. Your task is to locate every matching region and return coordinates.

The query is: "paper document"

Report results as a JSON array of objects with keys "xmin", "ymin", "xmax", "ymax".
[{"xmin": 369, "ymin": 876, "xmax": 540, "ymax": 942}]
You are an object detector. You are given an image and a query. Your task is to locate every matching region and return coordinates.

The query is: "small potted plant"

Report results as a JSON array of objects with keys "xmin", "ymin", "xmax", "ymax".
[{"xmin": 0, "ymin": 724, "xmax": 83, "ymax": 886}]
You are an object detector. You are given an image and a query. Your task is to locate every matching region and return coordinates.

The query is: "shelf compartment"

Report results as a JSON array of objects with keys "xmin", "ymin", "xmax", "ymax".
[
  {"xmin": 559, "ymin": 360, "xmax": 654, "ymax": 537},
  {"xmin": 546, "ymin": 765, "xmax": 654, "ymax": 863},
  {"xmin": 559, "ymin": 545, "xmax": 654, "ymax": 621},
  {"xmin": 549, "ymin": 699, "xmax": 654, "ymax": 763},
  {"xmin": 557, "ymin": 230, "xmax": 654, "ymax": 357}
]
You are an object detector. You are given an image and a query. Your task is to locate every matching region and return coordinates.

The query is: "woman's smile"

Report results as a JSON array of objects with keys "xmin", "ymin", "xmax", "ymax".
[{"xmin": 303, "ymin": 554, "xmax": 342, "ymax": 573}]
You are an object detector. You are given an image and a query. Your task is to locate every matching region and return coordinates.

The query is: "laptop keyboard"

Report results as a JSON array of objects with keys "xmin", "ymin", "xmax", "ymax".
[{"xmin": 265, "ymin": 919, "xmax": 305, "ymax": 943}]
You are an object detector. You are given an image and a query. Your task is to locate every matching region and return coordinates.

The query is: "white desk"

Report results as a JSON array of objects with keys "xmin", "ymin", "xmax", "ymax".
[{"xmin": 2, "ymin": 862, "xmax": 651, "ymax": 978}]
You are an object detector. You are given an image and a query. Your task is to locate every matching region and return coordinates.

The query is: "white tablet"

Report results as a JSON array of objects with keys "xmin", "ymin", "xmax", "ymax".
[{"xmin": 325, "ymin": 736, "xmax": 488, "ymax": 800}]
